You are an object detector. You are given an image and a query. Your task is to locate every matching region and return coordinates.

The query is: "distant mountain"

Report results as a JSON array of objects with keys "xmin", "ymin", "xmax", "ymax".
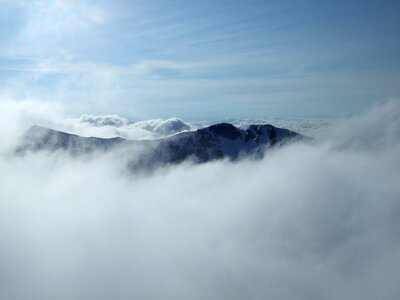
[{"xmin": 16, "ymin": 123, "xmax": 304, "ymax": 171}]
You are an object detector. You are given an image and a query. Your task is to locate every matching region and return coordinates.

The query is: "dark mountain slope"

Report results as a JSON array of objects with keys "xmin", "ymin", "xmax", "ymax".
[{"xmin": 17, "ymin": 123, "xmax": 304, "ymax": 170}]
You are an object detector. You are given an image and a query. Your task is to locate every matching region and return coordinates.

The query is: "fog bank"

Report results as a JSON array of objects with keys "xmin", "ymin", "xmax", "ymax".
[{"xmin": 0, "ymin": 100, "xmax": 400, "ymax": 300}]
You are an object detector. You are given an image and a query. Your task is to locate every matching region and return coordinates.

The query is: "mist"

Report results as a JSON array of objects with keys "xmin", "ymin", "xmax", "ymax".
[{"xmin": 0, "ymin": 100, "xmax": 400, "ymax": 300}]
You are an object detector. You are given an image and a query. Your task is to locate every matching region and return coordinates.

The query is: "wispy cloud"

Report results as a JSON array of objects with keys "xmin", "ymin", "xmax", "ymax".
[
  {"xmin": 0, "ymin": 0, "xmax": 399, "ymax": 118},
  {"xmin": 0, "ymin": 0, "xmax": 111, "ymax": 61}
]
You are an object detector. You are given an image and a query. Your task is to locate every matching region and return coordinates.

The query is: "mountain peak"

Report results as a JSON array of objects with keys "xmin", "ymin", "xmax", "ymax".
[{"xmin": 204, "ymin": 123, "xmax": 242, "ymax": 140}]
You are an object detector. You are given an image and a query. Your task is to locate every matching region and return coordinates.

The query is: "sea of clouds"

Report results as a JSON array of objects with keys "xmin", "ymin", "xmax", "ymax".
[{"xmin": 0, "ymin": 100, "xmax": 399, "ymax": 300}]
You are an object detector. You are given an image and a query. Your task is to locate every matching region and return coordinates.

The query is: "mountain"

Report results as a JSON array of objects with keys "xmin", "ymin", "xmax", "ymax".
[{"xmin": 16, "ymin": 123, "xmax": 304, "ymax": 171}]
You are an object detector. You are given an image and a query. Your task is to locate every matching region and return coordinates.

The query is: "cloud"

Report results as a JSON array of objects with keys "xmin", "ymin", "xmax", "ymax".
[
  {"xmin": 153, "ymin": 118, "xmax": 191, "ymax": 135},
  {"xmin": 78, "ymin": 114, "xmax": 129, "ymax": 127},
  {"xmin": 0, "ymin": 100, "xmax": 400, "ymax": 299},
  {"xmin": 0, "ymin": 101, "xmax": 192, "ymax": 140},
  {"xmin": 0, "ymin": 0, "xmax": 111, "ymax": 66},
  {"xmin": 70, "ymin": 115, "xmax": 192, "ymax": 140},
  {"xmin": 25, "ymin": 0, "xmax": 111, "ymax": 36}
]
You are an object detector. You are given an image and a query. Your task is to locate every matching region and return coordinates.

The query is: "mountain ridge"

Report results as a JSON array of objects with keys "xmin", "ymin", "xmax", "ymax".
[{"xmin": 17, "ymin": 123, "xmax": 305, "ymax": 171}]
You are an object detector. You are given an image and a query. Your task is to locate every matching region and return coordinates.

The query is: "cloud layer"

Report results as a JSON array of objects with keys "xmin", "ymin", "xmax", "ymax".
[
  {"xmin": 71, "ymin": 115, "xmax": 192, "ymax": 140},
  {"xmin": 0, "ymin": 100, "xmax": 400, "ymax": 300}
]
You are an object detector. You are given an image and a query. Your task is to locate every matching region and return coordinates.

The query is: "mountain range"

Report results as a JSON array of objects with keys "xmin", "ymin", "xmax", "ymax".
[{"xmin": 17, "ymin": 123, "xmax": 304, "ymax": 171}]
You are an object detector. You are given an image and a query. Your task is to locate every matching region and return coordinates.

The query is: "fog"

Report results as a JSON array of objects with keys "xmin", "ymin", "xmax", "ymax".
[{"xmin": 0, "ymin": 100, "xmax": 400, "ymax": 300}]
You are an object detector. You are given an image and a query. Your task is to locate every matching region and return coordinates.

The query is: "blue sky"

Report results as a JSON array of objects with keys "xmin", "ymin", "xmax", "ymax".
[{"xmin": 0, "ymin": 0, "xmax": 399, "ymax": 120}]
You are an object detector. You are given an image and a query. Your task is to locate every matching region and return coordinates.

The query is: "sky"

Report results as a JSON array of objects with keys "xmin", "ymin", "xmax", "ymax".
[
  {"xmin": 1, "ymin": 2, "xmax": 400, "ymax": 297},
  {"xmin": 0, "ymin": 0, "xmax": 399, "ymax": 119}
]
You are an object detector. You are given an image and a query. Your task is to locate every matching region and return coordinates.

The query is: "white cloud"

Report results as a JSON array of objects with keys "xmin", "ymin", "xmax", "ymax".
[
  {"xmin": 78, "ymin": 114, "xmax": 129, "ymax": 127},
  {"xmin": 69, "ymin": 116, "xmax": 192, "ymax": 140},
  {"xmin": 1, "ymin": 0, "xmax": 111, "ymax": 61},
  {"xmin": 0, "ymin": 100, "xmax": 399, "ymax": 299},
  {"xmin": 0, "ymin": 101, "xmax": 193, "ymax": 140}
]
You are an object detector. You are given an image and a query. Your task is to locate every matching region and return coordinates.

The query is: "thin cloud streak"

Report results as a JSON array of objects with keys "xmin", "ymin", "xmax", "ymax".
[{"xmin": 1, "ymin": 0, "xmax": 399, "ymax": 117}]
